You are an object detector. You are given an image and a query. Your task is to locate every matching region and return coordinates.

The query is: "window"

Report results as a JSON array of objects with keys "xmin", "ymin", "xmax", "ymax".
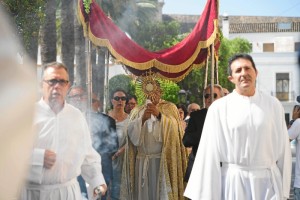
[
  {"xmin": 263, "ymin": 43, "xmax": 274, "ymax": 52},
  {"xmin": 276, "ymin": 73, "xmax": 289, "ymax": 101}
]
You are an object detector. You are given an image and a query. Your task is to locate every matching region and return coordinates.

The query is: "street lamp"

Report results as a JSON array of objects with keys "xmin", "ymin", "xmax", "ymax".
[{"xmin": 178, "ymin": 89, "xmax": 187, "ymax": 104}]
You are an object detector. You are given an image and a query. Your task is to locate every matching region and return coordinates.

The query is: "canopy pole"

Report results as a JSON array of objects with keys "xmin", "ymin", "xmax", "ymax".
[
  {"xmin": 204, "ymin": 55, "xmax": 209, "ymax": 105},
  {"xmin": 85, "ymin": 38, "xmax": 92, "ymax": 125},
  {"xmin": 103, "ymin": 49, "xmax": 110, "ymax": 113},
  {"xmin": 215, "ymin": 55, "xmax": 219, "ymax": 85},
  {"xmin": 210, "ymin": 43, "xmax": 215, "ymax": 101}
]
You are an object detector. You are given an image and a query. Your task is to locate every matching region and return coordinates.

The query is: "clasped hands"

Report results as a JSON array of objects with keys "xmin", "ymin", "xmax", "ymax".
[{"xmin": 142, "ymin": 102, "xmax": 160, "ymax": 125}]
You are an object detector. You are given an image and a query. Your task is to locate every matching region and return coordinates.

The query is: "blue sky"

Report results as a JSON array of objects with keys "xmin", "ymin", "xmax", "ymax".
[{"xmin": 163, "ymin": 0, "xmax": 300, "ymax": 17}]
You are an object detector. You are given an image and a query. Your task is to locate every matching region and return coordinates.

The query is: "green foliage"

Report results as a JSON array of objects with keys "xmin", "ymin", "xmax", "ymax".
[
  {"xmin": 218, "ymin": 37, "xmax": 252, "ymax": 91},
  {"xmin": 178, "ymin": 67, "xmax": 206, "ymax": 107},
  {"xmin": 83, "ymin": 0, "xmax": 92, "ymax": 14},
  {"xmin": 133, "ymin": 21, "xmax": 181, "ymax": 51},
  {"xmin": 108, "ymin": 74, "xmax": 133, "ymax": 95},
  {"xmin": 2, "ymin": 0, "xmax": 45, "ymax": 54},
  {"xmin": 159, "ymin": 79, "xmax": 180, "ymax": 103}
]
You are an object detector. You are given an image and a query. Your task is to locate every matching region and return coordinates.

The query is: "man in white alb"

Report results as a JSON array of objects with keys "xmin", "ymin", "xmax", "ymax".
[
  {"xmin": 288, "ymin": 105, "xmax": 300, "ymax": 199},
  {"xmin": 21, "ymin": 62, "xmax": 107, "ymax": 200},
  {"xmin": 184, "ymin": 53, "xmax": 292, "ymax": 200}
]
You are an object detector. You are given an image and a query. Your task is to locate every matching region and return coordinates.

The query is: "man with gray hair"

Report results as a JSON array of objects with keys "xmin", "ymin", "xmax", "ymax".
[
  {"xmin": 22, "ymin": 62, "xmax": 107, "ymax": 200},
  {"xmin": 185, "ymin": 103, "xmax": 200, "ymax": 122}
]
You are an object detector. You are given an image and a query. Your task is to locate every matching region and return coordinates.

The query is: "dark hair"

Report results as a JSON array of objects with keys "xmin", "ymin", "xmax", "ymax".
[
  {"xmin": 110, "ymin": 88, "xmax": 127, "ymax": 100},
  {"xmin": 110, "ymin": 88, "xmax": 127, "ymax": 109},
  {"xmin": 227, "ymin": 53, "xmax": 257, "ymax": 76},
  {"xmin": 126, "ymin": 94, "xmax": 137, "ymax": 103},
  {"xmin": 176, "ymin": 103, "xmax": 188, "ymax": 119}
]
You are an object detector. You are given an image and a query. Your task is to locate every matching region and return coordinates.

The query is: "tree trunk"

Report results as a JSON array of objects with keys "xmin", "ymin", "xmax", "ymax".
[
  {"xmin": 61, "ymin": 0, "xmax": 75, "ymax": 85},
  {"xmin": 74, "ymin": 15, "xmax": 86, "ymax": 88},
  {"xmin": 41, "ymin": 0, "xmax": 56, "ymax": 64},
  {"xmin": 26, "ymin": 35, "xmax": 39, "ymax": 64}
]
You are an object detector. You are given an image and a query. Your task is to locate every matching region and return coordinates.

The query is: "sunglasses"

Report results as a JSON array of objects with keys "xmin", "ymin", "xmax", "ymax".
[
  {"xmin": 113, "ymin": 96, "xmax": 127, "ymax": 101},
  {"xmin": 44, "ymin": 79, "xmax": 69, "ymax": 86},
  {"xmin": 204, "ymin": 93, "xmax": 218, "ymax": 99}
]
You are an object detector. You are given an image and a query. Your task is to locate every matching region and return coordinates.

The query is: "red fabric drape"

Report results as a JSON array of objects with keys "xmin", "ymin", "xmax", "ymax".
[{"xmin": 79, "ymin": 0, "xmax": 219, "ymax": 81}]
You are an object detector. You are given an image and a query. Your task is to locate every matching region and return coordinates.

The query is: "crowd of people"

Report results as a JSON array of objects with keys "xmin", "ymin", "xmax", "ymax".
[{"xmin": 16, "ymin": 53, "xmax": 299, "ymax": 200}]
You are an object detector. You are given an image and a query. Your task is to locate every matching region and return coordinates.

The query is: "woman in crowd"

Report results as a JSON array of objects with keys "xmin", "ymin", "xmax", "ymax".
[{"xmin": 108, "ymin": 88, "xmax": 129, "ymax": 200}]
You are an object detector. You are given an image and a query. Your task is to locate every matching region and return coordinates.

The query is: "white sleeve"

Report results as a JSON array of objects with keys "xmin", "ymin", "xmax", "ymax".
[
  {"xmin": 288, "ymin": 119, "xmax": 300, "ymax": 140},
  {"xmin": 27, "ymin": 148, "xmax": 45, "ymax": 184},
  {"xmin": 278, "ymin": 106, "xmax": 292, "ymax": 199},
  {"xmin": 184, "ymin": 106, "xmax": 222, "ymax": 199},
  {"xmin": 81, "ymin": 121, "xmax": 106, "ymax": 190},
  {"xmin": 128, "ymin": 115, "xmax": 143, "ymax": 146}
]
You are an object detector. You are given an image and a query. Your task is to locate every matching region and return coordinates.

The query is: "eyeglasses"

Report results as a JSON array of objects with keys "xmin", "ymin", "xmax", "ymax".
[
  {"xmin": 43, "ymin": 79, "xmax": 69, "ymax": 86},
  {"xmin": 113, "ymin": 96, "xmax": 127, "ymax": 101},
  {"xmin": 204, "ymin": 93, "xmax": 218, "ymax": 99}
]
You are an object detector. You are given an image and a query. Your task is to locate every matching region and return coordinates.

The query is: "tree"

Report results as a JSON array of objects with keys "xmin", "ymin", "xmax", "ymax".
[
  {"xmin": 74, "ymin": 12, "xmax": 86, "ymax": 88},
  {"xmin": 133, "ymin": 20, "xmax": 181, "ymax": 51},
  {"xmin": 109, "ymin": 74, "xmax": 133, "ymax": 96},
  {"xmin": 61, "ymin": 0, "xmax": 75, "ymax": 85},
  {"xmin": 40, "ymin": 0, "xmax": 57, "ymax": 64}
]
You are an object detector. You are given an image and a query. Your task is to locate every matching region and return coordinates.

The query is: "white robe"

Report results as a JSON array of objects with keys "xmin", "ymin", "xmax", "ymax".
[
  {"xmin": 21, "ymin": 99, "xmax": 105, "ymax": 200},
  {"xmin": 184, "ymin": 90, "xmax": 291, "ymax": 200},
  {"xmin": 127, "ymin": 107, "xmax": 167, "ymax": 200},
  {"xmin": 288, "ymin": 118, "xmax": 300, "ymax": 188}
]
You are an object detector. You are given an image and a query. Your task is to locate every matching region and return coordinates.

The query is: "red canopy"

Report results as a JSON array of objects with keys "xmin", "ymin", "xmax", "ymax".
[{"xmin": 79, "ymin": 0, "xmax": 219, "ymax": 82}]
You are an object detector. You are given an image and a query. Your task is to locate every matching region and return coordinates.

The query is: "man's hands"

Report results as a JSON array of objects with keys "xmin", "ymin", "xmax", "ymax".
[
  {"xmin": 142, "ymin": 102, "xmax": 160, "ymax": 124},
  {"xmin": 44, "ymin": 149, "xmax": 56, "ymax": 169},
  {"xmin": 94, "ymin": 184, "xmax": 107, "ymax": 197}
]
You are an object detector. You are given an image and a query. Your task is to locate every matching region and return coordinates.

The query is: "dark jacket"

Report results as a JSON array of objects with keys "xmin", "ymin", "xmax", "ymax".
[{"xmin": 182, "ymin": 108, "xmax": 208, "ymax": 156}]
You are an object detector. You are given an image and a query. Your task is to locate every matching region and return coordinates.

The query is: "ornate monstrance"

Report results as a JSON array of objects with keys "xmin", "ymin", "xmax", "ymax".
[{"xmin": 137, "ymin": 70, "xmax": 161, "ymax": 100}]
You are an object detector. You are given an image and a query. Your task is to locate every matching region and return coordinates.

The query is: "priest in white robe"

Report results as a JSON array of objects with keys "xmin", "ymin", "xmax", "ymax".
[
  {"xmin": 21, "ymin": 62, "xmax": 107, "ymax": 200},
  {"xmin": 121, "ymin": 77, "xmax": 187, "ymax": 200},
  {"xmin": 184, "ymin": 53, "xmax": 292, "ymax": 200}
]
